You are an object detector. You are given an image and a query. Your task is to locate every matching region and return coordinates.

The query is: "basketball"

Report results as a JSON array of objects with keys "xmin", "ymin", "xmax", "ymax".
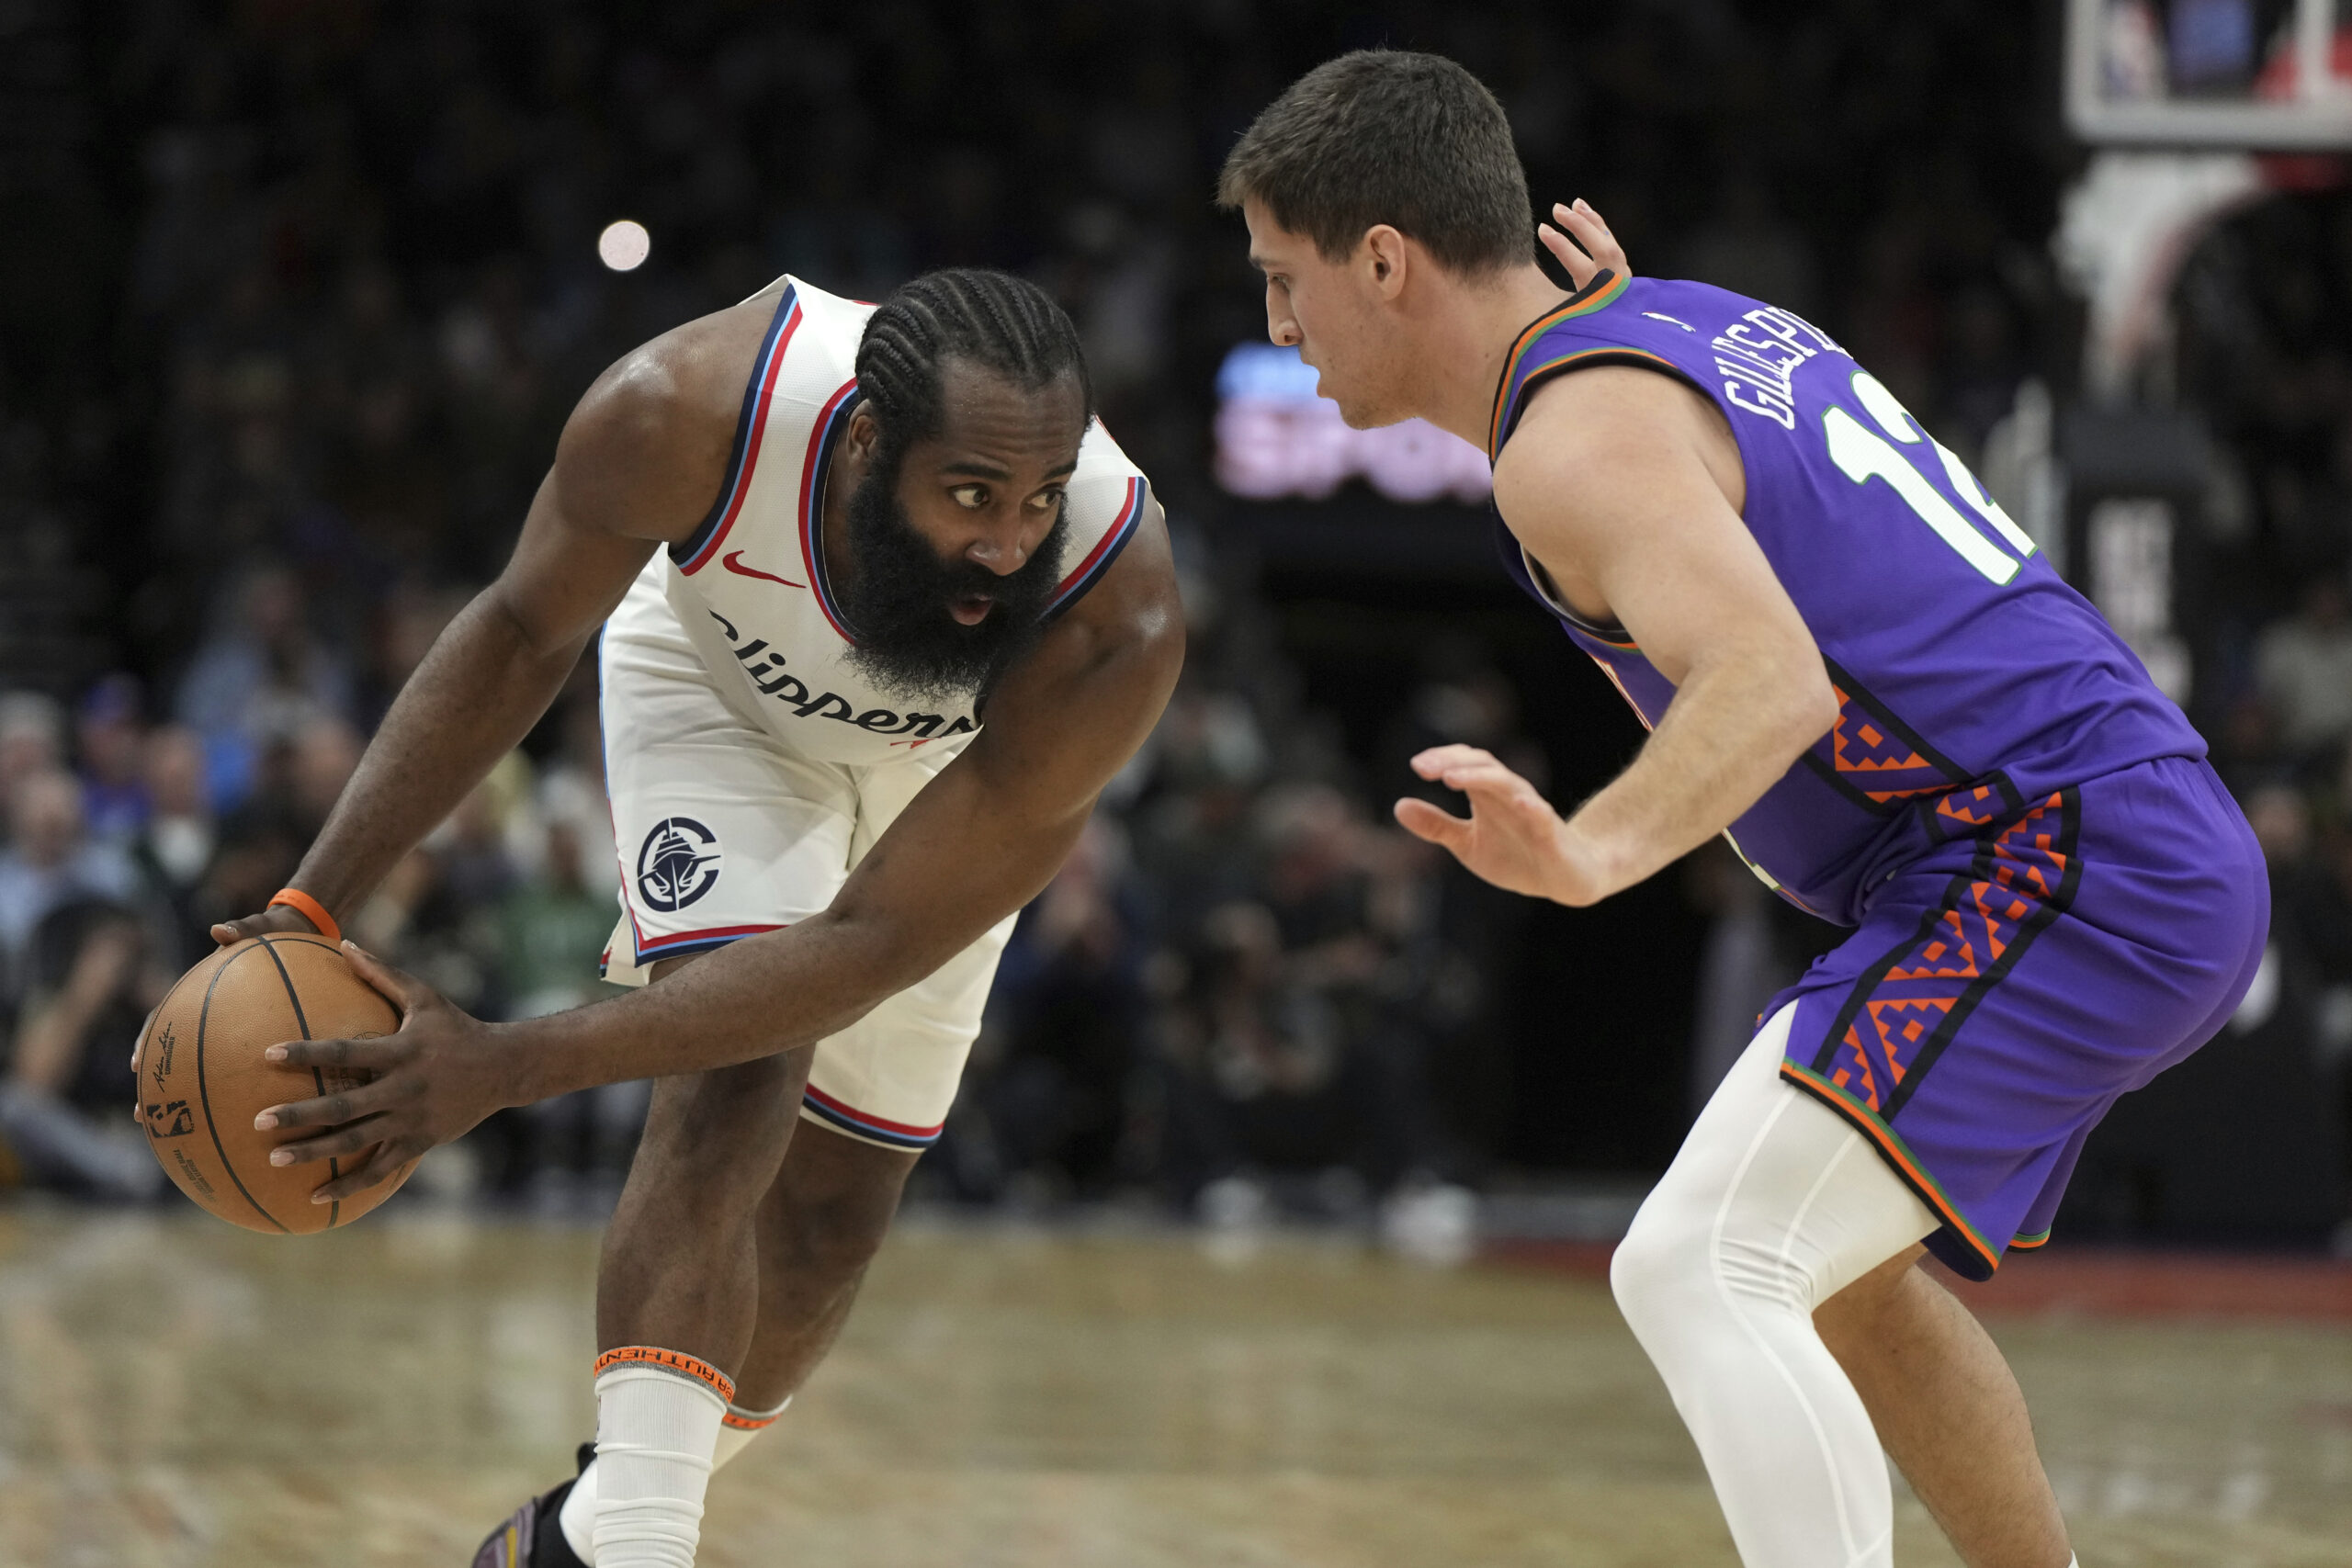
[{"xmin": 137, "ymin": 933, "xmax": 416, "ymax": 1235}]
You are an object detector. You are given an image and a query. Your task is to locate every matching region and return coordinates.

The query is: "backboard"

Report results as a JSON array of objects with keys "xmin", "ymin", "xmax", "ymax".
[{"xmin": 2066, "ymin": 0, "xmax": 2352, "ymax": 149}]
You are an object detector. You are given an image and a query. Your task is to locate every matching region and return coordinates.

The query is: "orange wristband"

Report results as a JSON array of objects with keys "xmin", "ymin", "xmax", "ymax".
[{"xmin": 267, "ymin": 887, "xmax": 341, "ymax": 943}]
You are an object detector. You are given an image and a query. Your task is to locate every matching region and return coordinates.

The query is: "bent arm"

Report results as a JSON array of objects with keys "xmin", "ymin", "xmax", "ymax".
[
  {"xmin": 252, "ymin": 339, "xmax": 736, "ymax": 929},
  {"xmin": 499, "ymin": 502, "xmax": 1185, "ymax": 1097},
  {"xmin": 1494, "ymin": 367, "xmax": 1838, "ymax": 902}
]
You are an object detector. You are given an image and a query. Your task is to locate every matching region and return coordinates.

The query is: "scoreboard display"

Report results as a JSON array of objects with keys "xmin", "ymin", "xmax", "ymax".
[{"xmin": 1214, "ymin": 343, "xmax": 1493, "ymax": 506}]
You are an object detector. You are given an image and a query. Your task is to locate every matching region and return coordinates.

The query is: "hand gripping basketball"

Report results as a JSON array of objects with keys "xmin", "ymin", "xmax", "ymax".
[
  {"xmin": 252, "ymin": 942, "xmax": 514, "ymax": 1204},
  {"xmin": 126, "ymin": 898, "xmax": 332, "ymax": 1091}
]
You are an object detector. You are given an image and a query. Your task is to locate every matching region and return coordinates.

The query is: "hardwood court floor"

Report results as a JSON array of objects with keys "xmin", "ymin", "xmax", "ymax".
[{"xmin": 1, "ymin": 1209, "xmax": 2348, "ymax": 1567}]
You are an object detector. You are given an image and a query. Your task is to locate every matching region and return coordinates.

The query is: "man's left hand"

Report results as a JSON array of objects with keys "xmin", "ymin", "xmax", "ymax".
[
  {"xmin": 1395, "ymin": 744, "xmax": 1615, "ymax": 908},
  {"xmin": 253, "ymin": 942, "xmax": 523, "ymax": 1204}
]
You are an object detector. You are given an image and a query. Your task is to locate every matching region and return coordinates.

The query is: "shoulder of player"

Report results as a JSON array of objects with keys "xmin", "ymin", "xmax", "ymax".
[
  {"xmin": 550, "ymin": 295, "xmax": 780, "ymax": 545},
  {"xmin": 1024, "ymin": 491, "xmax": 1181, "ymax": 691},
  {"xmin": 1493, "ymin": 362, "xmax": 1727, "ymax": 519}
]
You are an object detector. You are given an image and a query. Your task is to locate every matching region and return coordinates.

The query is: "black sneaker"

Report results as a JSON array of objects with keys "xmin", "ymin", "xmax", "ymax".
[{"xmin": 472, "ymin": 1443, "xmax": 594, "ymax": 1568}]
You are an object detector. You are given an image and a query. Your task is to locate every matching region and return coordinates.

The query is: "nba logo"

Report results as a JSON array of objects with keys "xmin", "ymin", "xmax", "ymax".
[{"xmin": 637, "ymin": 818, "xmax": 722, "ymax": 911}]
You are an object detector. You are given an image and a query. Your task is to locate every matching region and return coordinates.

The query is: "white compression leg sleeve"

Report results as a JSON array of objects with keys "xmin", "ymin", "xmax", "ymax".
[
  {"xmin": 1611, "ymin": 1004, "xmax": 1940, "ymax": 1568},
  {"xmin": 560, "ymin": 1395, "xmax": 790, "ymax": 1563}
]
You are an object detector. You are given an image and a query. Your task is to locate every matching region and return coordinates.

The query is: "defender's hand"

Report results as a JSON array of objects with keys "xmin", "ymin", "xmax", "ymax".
[
  {"xmin": 1538, "ymin": 199, "xmax": 1631, "ymax": 292},
  {"xmin": 210, "ymin": 903, "xmax": 324, "ymax": 947},
  {"xmin": 1395, "ymin": 745, "xmax": 1610, "ymax": 907},
  {"xmin": 252, "ymin": 942, "xmax": 519, "ymax": 1203}
]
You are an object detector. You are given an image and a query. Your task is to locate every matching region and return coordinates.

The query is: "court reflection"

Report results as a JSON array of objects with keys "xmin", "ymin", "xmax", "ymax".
[{"xmin": 0, "ymin": 1211, "xmax": 2346, "ymax": 1566}]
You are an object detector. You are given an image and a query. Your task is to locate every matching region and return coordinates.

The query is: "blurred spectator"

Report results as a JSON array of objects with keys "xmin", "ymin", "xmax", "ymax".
[
  {"xmin": 365, "ymin": 581, "xmax": 474, "ymax": 728},
  {"xmin": 74, "ymin": 675, "xmax": 149, "ymax": 843},
  {"xmin": 0, "ymin": 694, "xmax": 64, "ymax": 802},
  {"xmin": 289, "ymin": 717, "xmax": 365, "ymax": 841},
  {"xmin": 500, "ymin": 809, "xmax": 639, "ymax": 1217},
  {"xmin": 174, "ymin": 563, "xmax": 358, "ymax": 809},
  {"xmin": 0, "ymin": 770, "xmax": 138, "ymax": 1002},
  {"xmin": 963, "ymin": 816, "xmax": 1150, "ymax": 1201},
  {"xmin": 2255, "ymin": 575, "xmax": 2352, "ymax": 761},
  {"xmin": 129, "ymin": 726, "xmax": 217, "ymax": 971},
  {"xmin": 1154, "ymin": 896, "xmax": 1435, "ymax": 1217},
  {"xmin": 500, "ymin": 815, "xmax": 618, "ymax": 1021},
  {"xmin": 0, "ymin": 898, "xmax": 168, "ymax": 1201},
  {"xmin": 1133, "ymin": 684, "xmax": 1268, "ymax": 935}
]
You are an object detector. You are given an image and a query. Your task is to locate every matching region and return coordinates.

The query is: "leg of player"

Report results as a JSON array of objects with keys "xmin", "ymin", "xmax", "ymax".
[
  {"xmin": 1815, "ymin": 1253, "xmax": 2072, "ymax": 1568},
  {"xmin": 1610, "ymin": 1006, "xmax": 2074, "ymax": 1568},
  {"xmin": 737, "ymin": 1122, "xmax": 918, "ymax": 1405},
  {"xmin": 555, "ymin": 1122, "xmax": 916, "ymax": 1562},
  {"xmin": 585, "ymin": 1043, "xmax": 811, "ymax": 1568}
]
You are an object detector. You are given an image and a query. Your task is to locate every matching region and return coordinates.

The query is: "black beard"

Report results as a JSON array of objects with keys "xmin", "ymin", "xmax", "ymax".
[{"xmin": 835, "ymin": 448, "xmax": 1071, "ymax": 704}]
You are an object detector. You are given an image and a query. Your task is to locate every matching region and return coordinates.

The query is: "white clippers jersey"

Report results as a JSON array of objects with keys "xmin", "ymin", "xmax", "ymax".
[{"xmin": 612, "ymin": 275, "xmax": 1150, "ymax": 770}]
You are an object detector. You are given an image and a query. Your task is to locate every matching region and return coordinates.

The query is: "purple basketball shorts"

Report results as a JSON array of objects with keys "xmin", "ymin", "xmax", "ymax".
[{"xmin": 1770, "ymin": 754, "xmax": 2269, "ymax": 1280}]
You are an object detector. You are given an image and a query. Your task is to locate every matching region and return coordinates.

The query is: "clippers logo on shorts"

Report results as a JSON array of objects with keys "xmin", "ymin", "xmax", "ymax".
[{"xmin": 637, "ymin": 818, "xmax": 722, "ymax": 911}]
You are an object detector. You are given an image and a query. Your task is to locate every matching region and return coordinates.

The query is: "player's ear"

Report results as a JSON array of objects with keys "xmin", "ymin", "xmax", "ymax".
[
  {"xmin": 1363, "ymin": 224, "xmax": 1408, "ymax": 300},
  {"xmin": 843, "ymin": 402, "xmax": 882, "ymax": 463}
]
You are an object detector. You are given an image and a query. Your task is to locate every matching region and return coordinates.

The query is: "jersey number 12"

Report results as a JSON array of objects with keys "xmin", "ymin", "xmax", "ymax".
[{"xmin": 1821, "ymin": 370, "xmax": 2037, "ymax": 585}]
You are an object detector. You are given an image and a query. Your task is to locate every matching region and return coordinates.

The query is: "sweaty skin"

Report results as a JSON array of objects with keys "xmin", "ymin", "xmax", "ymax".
[{"xmin": 168, "ymin": 280, "xmax": 1184, "ymax": 1201}]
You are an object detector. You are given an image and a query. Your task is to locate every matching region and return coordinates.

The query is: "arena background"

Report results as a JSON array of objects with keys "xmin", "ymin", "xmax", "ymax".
[{"xmin": 1, "ymin": 3, "xmax": 2350, "ymax": 1564}]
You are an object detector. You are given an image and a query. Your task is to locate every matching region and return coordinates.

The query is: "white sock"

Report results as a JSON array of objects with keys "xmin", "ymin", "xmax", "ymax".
[
  {"xmin": 1610, "ymin": 1006, "xmax": 1942, "ymax": 1568},
  {"xmin": 715, "ymin": 1393, "xmax": 791, "ymax": 1471},
  {"xmin": 560, "ymin": 1393, "xmax": 790, "ymax": 1562},
  {"xmin": 586, "ymin": 1348, "xmax": 729, "ymax": 1568}
]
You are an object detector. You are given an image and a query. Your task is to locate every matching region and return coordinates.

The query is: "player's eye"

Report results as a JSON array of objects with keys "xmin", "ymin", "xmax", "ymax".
[
  {"xmin": 1026, "ymin": 487, "xmax": 1065, "ymax": 511},
  {"xmin": 949, "ymin": 484, "xmax": 988, "ymax": 509}
]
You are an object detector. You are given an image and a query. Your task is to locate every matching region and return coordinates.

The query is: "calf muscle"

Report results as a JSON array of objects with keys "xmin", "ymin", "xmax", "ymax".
[{"xmin": 1817, "ymin": 1255, "xmax": 2071, "ymax": 1568}]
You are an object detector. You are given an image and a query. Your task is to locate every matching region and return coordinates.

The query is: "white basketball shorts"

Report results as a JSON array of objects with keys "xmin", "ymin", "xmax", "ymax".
[{"xmin": 596, "ymin": 581, "xmax": 1014, "ymax": 1152}]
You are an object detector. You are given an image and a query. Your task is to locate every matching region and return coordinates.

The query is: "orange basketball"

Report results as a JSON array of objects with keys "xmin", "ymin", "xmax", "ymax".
[{"xmin": 137, "ymin": 933, "xmax": 418, "ymax": 1233}]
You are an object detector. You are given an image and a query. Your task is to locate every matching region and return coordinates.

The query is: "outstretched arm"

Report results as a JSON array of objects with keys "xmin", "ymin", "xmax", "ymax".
[
  {"xmin": 257, "ymin": 502, "xmax": 1185, "ymax": 1201},
  {"xmin": 1396, "ymin": 366, "xmax": 1837, "ymax": 905}
]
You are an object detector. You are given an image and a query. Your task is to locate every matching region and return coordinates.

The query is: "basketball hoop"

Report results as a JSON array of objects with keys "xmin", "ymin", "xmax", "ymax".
[{"xmin": 2061, "ymin": 0, "xmax": 2352, "ymax": 400}]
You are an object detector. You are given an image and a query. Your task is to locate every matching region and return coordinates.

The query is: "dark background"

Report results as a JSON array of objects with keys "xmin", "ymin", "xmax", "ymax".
[{"xmin": 0, "ymin": 1, "xmax": 2344, "ymax": 1215}]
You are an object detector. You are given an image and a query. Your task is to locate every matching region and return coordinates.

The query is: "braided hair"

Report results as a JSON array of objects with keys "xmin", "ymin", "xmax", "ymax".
[{"xmin": 854, "ymin": 269, "xmax": 1091, "ymax": 464}]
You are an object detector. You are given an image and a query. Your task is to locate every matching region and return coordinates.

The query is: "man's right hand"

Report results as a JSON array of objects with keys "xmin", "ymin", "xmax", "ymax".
[
  {"xmin": 210, "ymin": 904, "xmax": 323, "ymax": 946},
  {"xmin": 1538, "ymin": 198, "xmax": 1632, "ymax": 292}
]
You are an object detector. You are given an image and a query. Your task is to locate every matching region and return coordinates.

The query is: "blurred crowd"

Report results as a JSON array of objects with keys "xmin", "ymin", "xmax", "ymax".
[
  {"xmin": 2174, "ymin": 191, "xmax": 2352, "ymax": 1145},
  {"xmin": 0, "ymin": 561, "xmax": 1526, "ymax": 1246},
  {"xmin": 0, "ymin": 2, "xmax": 2346, "ymax": 1232}
]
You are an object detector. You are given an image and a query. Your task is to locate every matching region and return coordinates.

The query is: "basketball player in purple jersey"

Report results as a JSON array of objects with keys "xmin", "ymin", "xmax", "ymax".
[{"xmin": 1224, "ymin": 52, "xmax": 2264, "ymax": 1568}]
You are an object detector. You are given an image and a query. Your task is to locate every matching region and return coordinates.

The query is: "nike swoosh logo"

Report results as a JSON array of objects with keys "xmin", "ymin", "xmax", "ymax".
[{"xmin": 722, "ymin": 551, "xmax": 804, "ymax": 589}]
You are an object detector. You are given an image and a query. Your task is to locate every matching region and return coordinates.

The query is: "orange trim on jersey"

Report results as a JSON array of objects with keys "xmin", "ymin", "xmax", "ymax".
[
  {"xmin": 1487, "ymin": 270, "xmax": 1633, "ymax": 455},
  {"xmin": 594, "ymin": 1345, "xmax": 737, "ymax": 1404},
  {"xmin": 267, "ymin": 887, "xmax": 339, "ymax": 944},
  {"xmin": 1779, "ymin": 1059, "xmax": 2004, "ymax": 1277}
]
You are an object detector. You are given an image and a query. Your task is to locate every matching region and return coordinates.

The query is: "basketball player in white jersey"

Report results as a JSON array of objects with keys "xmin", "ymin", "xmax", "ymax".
[{"xmin": 198, "ymin": 269, "xmax": 1182, "ymax": 1567}]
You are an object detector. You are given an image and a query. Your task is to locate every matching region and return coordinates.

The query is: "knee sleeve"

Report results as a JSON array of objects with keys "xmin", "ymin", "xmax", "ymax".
[{"xmin": 1611, "ymin": 1006, "xmax": 1939, "ymax": 1568}]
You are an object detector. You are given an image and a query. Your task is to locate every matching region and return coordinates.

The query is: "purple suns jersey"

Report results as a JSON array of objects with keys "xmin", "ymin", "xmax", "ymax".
[{"xmin": 1488, "ymin": 272, "xmax": 2208, "ymax": 926}]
